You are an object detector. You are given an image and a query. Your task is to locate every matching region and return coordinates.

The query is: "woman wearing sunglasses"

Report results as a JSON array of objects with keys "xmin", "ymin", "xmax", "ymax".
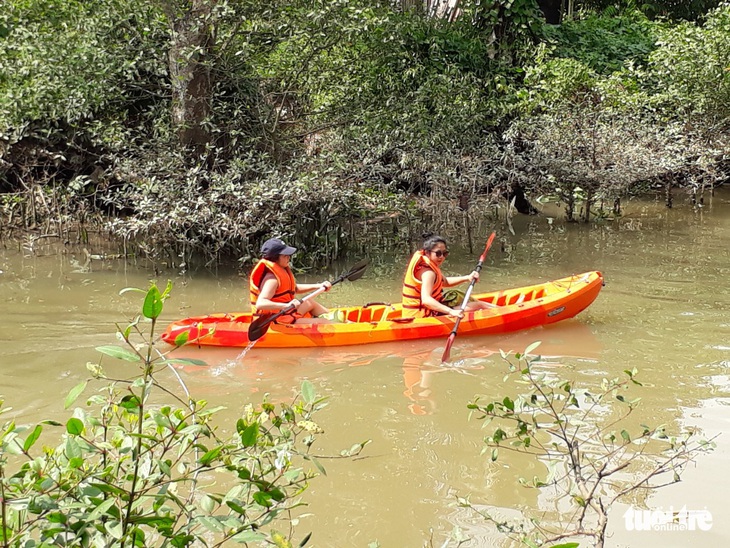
[{"xmin": 401, "ymin": 233, "xmax": 493, "ymax": 319}]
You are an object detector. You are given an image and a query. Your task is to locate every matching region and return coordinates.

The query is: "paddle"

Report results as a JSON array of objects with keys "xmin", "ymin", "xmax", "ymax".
[
  {"xmin": 441, "ymin": 232, "xmax": 496, "ymax": 363},
  {"xmin": 247, "ymin": 259, "xmax": 369, "ymax": 342}
]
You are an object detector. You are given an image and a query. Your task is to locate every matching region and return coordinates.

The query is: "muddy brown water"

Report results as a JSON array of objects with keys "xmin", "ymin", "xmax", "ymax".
[{"xmin": 1, "ymin": 189, "xmax": 729, "ymax": 547}]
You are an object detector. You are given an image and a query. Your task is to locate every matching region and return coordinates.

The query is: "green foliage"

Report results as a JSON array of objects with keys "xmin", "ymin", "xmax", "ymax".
[
  {"xmin": 463, "ymin": 345, "xmax": 714, "ymax": 546},
  {"xmin": 544, "ymin": 10, "xmax": 659, "ymax": 74},
  {"xmin": 0, "ymin": 283, "xmax": 369, "ymax": 547},
  {"xmin": 2, "ymin": 0, "xmax": 730, "ymax": 259},
  {"xmin": 646, "ymin": 3, "xmax": 730, "ymax": 121},
  {"xmin": 574, "ymin": 0, "xmax": 721, "ymax": 21},
  {"xmin": 0, "ymin": 0, "xmax": 168, "ymax": 140}
]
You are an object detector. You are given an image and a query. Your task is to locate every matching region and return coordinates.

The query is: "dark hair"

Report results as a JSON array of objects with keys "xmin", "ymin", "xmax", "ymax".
[{"xmin": 421, "ymin": 233, "xmax": 447, "ymax": 252}]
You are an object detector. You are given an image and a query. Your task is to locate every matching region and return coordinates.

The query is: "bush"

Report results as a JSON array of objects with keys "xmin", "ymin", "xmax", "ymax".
[{"xmin": 0, "ymin": 282, "xmax": 368, "ymax": 547}]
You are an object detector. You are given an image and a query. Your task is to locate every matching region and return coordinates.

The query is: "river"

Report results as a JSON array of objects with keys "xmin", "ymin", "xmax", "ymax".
[{"xmin": 1, "ymin": 188, "xmax": 729, "ymax": 547}]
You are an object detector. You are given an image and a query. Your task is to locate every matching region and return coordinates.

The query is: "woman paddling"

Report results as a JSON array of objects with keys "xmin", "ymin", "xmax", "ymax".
[
  {"xmin": 401, "ymin": 234, "xmax": 493, "ymax": 319},
  {"xmin": 249, "ymin": 238, "xmax": 332, "ymax": 323}
]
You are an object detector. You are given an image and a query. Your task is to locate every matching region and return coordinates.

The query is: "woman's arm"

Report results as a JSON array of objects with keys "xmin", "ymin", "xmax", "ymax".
[
  {"xmin": 444, "ymin": 271, "xmax": 479, "ymax": 287},
  {"xmin": 295, "ymin": 280, "xmax": 332, "ymax": 293},
  {"xmin": 422, "ymin": 271, "xmax": 462, "ymax": 317},
  {"xmin": 256, "ymin": 275, "xmax": 301, "ymax": 311}
]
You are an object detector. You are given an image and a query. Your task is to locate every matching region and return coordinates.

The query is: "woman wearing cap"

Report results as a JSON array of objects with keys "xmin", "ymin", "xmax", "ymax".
[
  {"xmin": 401, "ymin": 233, "xmax": 493, "ymax": 319},
  {"xmin": 249, "ymin": 238, "xmax": 332, "ymax": 323}
]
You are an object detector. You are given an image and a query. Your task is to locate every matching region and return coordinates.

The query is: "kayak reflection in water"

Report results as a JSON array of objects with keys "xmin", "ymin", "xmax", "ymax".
[
  {"xmin": 249, "ymin": 237, "xmax": 333, "ymax": 324},
  {"xmin": 401, "ymin": 233, "xmax": 494, "ymax": 319}
]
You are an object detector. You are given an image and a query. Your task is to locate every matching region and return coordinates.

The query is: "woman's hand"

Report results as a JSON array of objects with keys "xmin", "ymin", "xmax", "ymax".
[
  {"xmin": 468, "ymin": 270, "xmax": 480, "ymax": 283},
  {"xmin": 289, "ymin": 298, "xmax": 302, "ymax": 310},
  {"xmin": 448, "ymin": 307, "xmax": 465, "ymax": 319},
  {"xmin": 321, "ymin": 281, "xmax": 332, "ymax": 291}
]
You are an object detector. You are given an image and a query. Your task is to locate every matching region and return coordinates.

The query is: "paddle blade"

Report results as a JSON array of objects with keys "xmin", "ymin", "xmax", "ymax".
[
  {"xmin": 247, "ymin": 315, "xmax": 274, "ymax": 342},
  {"xmin": 247, "ymin": 259, "xmax": 368, "ymax": 343},
  {"xmin": 341, "ymin": 259, "xmax": 369, "ymax": 283},
  {"xmin": 441, "ymin": 333, "xmax": 457, "ymax": 363}
]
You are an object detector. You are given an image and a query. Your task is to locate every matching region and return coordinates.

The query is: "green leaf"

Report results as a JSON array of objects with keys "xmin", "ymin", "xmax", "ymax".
[
  {"xmin": 66, "ymin": 437, "xmax": 82, "ymax": 459},
  {"xmin": 88, "ymin": 498, "xmax": 117, "ymax": 521},
  {"xmin": 119, "ymin": 287, "xmax": 146, "ymax": 296},
  {"xmin": 524, "ymin": 341, "xmax": 542, "ymax": 355},
  {"xmin": 65, "ymin": 381, "xmax": 88, "ymax": 409},
  {"xmin": 551, "ymin": 543, "xmax": 580, "ymax": 548},
  {"xmin": 199, "ymin": 446, "xmax": 223, "ymax": 466},
  {"xmin": 306, "ymin": 455, "xmax": 327, "ymax": 476},
  {"xmin": 106, "ymin": 521, "xmax": 123, "ymax": 539},
  {"xmin": 230, "ymin": 531, "xmax": 266, "ymax": 542},
  {"xmin": 226, "ymin": 500, "xmax": 247, "ymax": 515},
  {"xmin": 198, "ymin": 516, "xmax": 224, "ymax": 532},
  {"xmin": 160, "ymin": 280, "xmax": 173, "ymax": 300},
  {"xmin": 90, "ymin": 482, "xmax": 126, "ymax": 495},
  {"xmin": 66, "ymin": 418, "xmax": 84, "ymax": 436},
  {"xmin": 23, "ymin": 424, "xmax": 43, "ymax": 452},
  {"xmin": 119, "ymin": 395, "xmax": 142, "ymax": 410},
  {"xmin": 143, "ymin": 285, "xmax": 164, "ymax": 319},
  {"xmin": 621, "ymin": 429, "xmax": 631, "ymax": 443},
  {"xmin": 301, "ymin": 380, "xmax": 315, "ymax": 404},
  {"xmin": 200, "ymin": 495, "xmax": 216, "ymax": 513},
  {"xmin": 162, "ymin": 358, "xmax": 208, "ymax": 366},
  {"xmin": 96, "ymin": 345, "xmax": 140, "ymax": 362},
  {"xmin": 174, "ymin": 332, "xmax": 189, "ymax": 346},
  {"xmin": 253, "ymin": 491, "xmax": 272, "ymax": 507},
  {"xmin": 240, "ymin": 423, "xmax": 259, "ymax": 447}
]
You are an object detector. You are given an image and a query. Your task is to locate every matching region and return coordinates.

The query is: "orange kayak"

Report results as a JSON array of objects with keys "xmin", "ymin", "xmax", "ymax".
[{"xmin": 161, "ymin": 271, "xmax": 604, "ymax": 348}]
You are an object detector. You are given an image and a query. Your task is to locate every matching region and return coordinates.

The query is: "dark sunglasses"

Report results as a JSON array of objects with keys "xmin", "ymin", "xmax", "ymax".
[{"xmin": 431, "ymin": 250, "xmax": 449, "ymax": 258}]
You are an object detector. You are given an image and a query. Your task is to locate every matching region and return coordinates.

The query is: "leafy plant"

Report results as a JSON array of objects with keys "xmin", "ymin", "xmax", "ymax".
[
  {"xmin": 462, "ymin": 343, "xmax": 714, "ymax": 547},
  {"xmin": 0, "ymin": 282, "xmax": 368, "ymax": 547}
]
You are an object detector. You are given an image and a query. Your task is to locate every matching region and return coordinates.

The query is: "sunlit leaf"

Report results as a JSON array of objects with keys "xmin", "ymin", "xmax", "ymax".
[
  {"xmin": 66, "ymin": 418, "xmax": 84, "ymax": 436},
  {"xmin": 106, "ymin": 521, "xmax": 123, "ymax": 539},
  {"xmin": 240, "ymin": 423, "xmax": 259, "ymax": 447},
  {"xmin": 200, "ymin": 495, "xmax": 216, "ymax": 513},
  {"xmin": 301, "ymin": 380, "xmax": 315, "ymax": 404},
  {"xmin": 199, "ymin": 446, "xmax": 222, "ymax": 466},
  {"xmin": 119, "ymin": 287, "xmax": 145, "ymax": 296},
  {"xmin": 524, "ymin": 341, "xmax": 542, "ymax": 355},
  {"xmin": 305, "ymin": 455, "xmax": 327, "ymax": 476},
  {"xmin": 65, "ymin": 381, "xmax": 88, "ymax": 409},
  {"xmin": 162, "ymin": 358, "xmax": 208, "ymax": 366},
  {"xmin": 253, "ymin": 491, "xmax": 272, "ymax": 507},
  {"xmin": 120, "ymin": 395, "xmax": 142, "ymax": 411},
  {"xmin": 230, "ymin": 531, "xmax": 266, "ymax": 542},
  {"xmin": 174, "ymin": 332, "xmax": 189, "ymax": 347},
  {"xmin": 96, "ymin": 345, "xmax": 140, "ymax": 362},
  {"xmin": 23, "ymin": 424, "xmax": 42, "ymax": 452},
  {"xmin": 143, "ymin": 285, "xmax": 163, "ymax": 319}
]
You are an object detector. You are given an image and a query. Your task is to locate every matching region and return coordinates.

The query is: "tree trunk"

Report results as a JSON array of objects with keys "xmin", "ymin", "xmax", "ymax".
[
  {"xmin": 536, "ymin": 0, "xmax": 562, "ymax": 24},
  {"xmin": 167, "ymin": 0, "xmax": 214, "ymax": 158}
]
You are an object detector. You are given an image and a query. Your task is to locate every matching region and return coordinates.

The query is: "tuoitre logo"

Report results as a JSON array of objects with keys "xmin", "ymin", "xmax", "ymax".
[{"xmin": 623, "ymin": 505, "xmax": 713, "ymax": 532}]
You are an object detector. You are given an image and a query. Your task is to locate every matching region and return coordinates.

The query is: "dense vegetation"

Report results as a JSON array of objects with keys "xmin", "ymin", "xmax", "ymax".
[{"xmin": 1, "ymin": 0, "xmax": 728, "ymax": 267}]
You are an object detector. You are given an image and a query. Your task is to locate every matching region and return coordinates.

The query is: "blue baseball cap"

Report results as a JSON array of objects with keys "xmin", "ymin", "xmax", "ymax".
[{"xmin": 261, "ymin": 238, "xmax": 297, "ymax": 259}]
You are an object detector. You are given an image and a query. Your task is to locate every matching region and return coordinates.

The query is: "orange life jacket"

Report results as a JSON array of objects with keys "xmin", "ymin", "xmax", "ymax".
[
  {"xmin": 401, "ymin": 251, "xmax": 445, "ymax": 318},
  {"xmin": 249, "ymin": 259, "xmax": 297, "ymax": 315}
]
